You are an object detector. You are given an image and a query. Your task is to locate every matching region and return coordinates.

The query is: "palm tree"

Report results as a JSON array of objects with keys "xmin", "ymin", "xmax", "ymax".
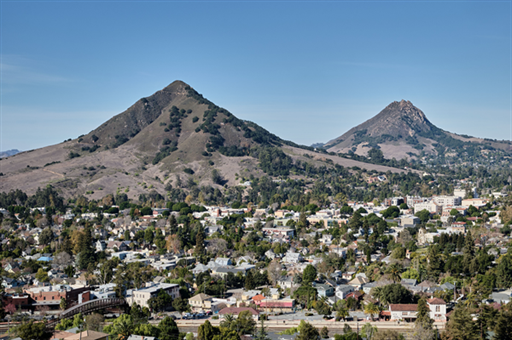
[
  {"xmin": 220, "ymin": 314, "xmax": 235, "ymax": 329},
  {"xmin": 336, "ymin": 307, "xmax": 349, "ymax": 321},
  {"xmin": 387, "ymin": 263, "xmax": 402, "ymax": 283},
  {"xmin": 346, "ymin": 297, "xmax": 357, "ymax": 311},
  {"xmin": 364, "ymin": 302, "xmax": 380, "ymax": 321}
]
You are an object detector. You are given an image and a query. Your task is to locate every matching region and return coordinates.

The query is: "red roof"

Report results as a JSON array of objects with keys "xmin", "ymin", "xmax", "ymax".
[
  {"xmin": 389, "ymin": 304, "xmax": 418, "ymax": 312},
  {"xmin": 346, "ymin": 291, "xmax": 363, "ymax": 300},
  {"xmin": 219, "ymin": 307, "xmax": 259, "ymax": 315},
  {"xmin": 427, "ymin": 298, "xmax": 446, "ymax": 305},
  {"xmin": 380, "ymin": 311, "xmax": 391, "ymax": 316},
  {"xmin": 252, "ymin": 294, "xmax": 265, "ymax": 302}
]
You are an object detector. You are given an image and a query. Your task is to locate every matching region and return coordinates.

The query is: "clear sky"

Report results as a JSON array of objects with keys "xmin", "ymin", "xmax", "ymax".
[{"xmin": 1, "ymin": 0, "xmax": 511, "ymax": 151}]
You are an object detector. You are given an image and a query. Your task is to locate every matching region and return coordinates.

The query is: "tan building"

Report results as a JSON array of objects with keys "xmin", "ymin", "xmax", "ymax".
[{"xmin": 188, "ymin": 293, "xmax": 221, "ymax": 312}]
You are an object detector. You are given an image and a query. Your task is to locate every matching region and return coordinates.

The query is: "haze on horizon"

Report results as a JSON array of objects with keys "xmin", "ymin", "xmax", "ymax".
[{"xmin": 1, "ymin": 1, "xmax": 510, "ymax": 152}]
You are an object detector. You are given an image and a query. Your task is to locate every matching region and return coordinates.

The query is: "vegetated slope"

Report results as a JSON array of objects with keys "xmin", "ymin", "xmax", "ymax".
[
  {"xmin": 0, "ymin": 81, "xmax": 415, "ymax": 200},
  {"xmin": 324, "ymin": 100, "xmax": 511, "ymax": 160}
]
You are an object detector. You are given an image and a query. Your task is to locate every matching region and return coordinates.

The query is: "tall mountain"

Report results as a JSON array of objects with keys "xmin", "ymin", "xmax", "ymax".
[
  {"xmin": 324, "ymin": 100, "xmax": 511, "ymax": 160},
  {"xmin": 0, "ymin": 81, "xmax": 410, "ymax": 199}
]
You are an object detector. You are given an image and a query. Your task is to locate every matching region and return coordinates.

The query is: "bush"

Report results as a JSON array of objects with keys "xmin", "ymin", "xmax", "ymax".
[
  {"xmin": 183, "ymin": 168, "xmax": 194, "ymax": 175},
  {"xmin": 192, "ymin": 116, "xmax": 199, "ymax": 123},
  {"xmin": 69, "ymin": 152, "xmax": 80, "ymax": 159}
]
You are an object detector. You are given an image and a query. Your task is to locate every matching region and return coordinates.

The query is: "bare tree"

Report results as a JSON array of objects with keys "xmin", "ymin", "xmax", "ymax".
[
  {"xmin": 208, "ymin": 238, "xmax": 228, "ymax": 254},
  {"xmin": 53, "ymin": 252, "xmax": 72, "ymax": 266},
  {"xmin": 267, "ymin": 260, "xmax": 283, "ymax": 286}
]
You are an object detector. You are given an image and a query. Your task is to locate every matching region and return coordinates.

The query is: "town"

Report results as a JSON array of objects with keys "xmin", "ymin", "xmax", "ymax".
[{"xmin": 0, "ymin": 178, "xmax": 510, "ymax": 340}]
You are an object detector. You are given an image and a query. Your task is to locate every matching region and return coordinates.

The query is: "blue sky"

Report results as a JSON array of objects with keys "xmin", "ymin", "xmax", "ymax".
[{"xmin": 1, "ymin": 0, "xmax": 510, "ymax": 151}]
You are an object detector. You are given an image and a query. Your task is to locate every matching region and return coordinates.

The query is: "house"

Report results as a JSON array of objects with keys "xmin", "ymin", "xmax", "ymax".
[
  {"xmin": 192, "ymin": 263, "xmax": 209, "ymax": 275},
  {"xmin": 277, "ymin": 277, "xmax": 294, "ymax": 290},
  {"xmin": 218, "ymin": 307, "xmax": 260, "ymax": 320},
  {"xmin": 283, "ymin": 252, "xmax": 303, "ymax": 264},
  {"xmin": 315, "ymin": 284, "xmax": 334, "ymax": 297},
  {"xmin": 96, "ymin": 240, "xmax": 106, "ymax": 252},
  {"xmin": 401, "ymin": 279, "xmax": 417, "ymax": 287},
  {"xmin": 427, "ymin": 298, "xmax": 447, "ymax": 321},
  {"xmin": 91, "ymin": 283, "xmax": 117, "ymax": 299},
  {"xmin": 389, "ymin": 304, "xmax": 417, "ymax": 321},
  {"xmin": 215, "ymin": 258, "xmax": 232, "ymax": 266},
  {"xmin": 189, "ymin": 293, "xmax": 221, "ymax": 312},
  {"xmin": 51, "ymin": 330, "xmax": 109, "ymax": 340},
  {"xmin": 335, "ymin": 285, "xmax": 355, "ymax": 299},
  {"xmin": 262, "ymin": 227, "xmax": 295, "ymax": 238},
  {"xmin": 348, "ymin": 276, "xmax": 369, "ymax": 290}
]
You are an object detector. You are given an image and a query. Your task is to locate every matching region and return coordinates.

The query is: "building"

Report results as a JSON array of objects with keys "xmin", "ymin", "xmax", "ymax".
[
  {"xmin": 218, "ymin": 307, "xmax": 260, "ymax": 320},
  {"xmin": 262, "ymin": 227, "xmax": 295, "ymax": 238},
  {"xmin": 51, "ymin": 330, "xmax": 109, "ymax": 340},
  {"xmin": 126, "ymin": 282, "xmax": 179, "ymax": 309},
  {"xmin": 432, "ymin": 196, "xmax": 461, "ymax": 207},
  {"xmin": 414, "ymin": 202, "xmax": 441, "ymax": 215},
  {"xmin": 427, "ymin": 298, "xmax": 447, "ymax": 321},
  {"xmin": 400, "ymin": 215, "xmax": 420, "ymax": 226},
  {"xmin": 389, "ymin": 304, "xmax": 417, "ymax": 322},
  {"xmin": 259, "ymin": 298, "xmax": 295, "ymax": 313},
  {"xmin": 188, "ymin": 293, "xmax": 221, "ymax": 313},
  {"xmin": 315, "ymin": 284, "xmax": 334, "ymax": 297},
  {"xmin": 25, "ymin": 285, "xmax": 90, "ymax": 310}
]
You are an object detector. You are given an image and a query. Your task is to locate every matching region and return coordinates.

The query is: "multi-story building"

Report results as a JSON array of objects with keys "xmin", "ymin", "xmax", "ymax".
[{"xmin": 126, "ymin": 282, "xmax": 179, "ymax": 309}]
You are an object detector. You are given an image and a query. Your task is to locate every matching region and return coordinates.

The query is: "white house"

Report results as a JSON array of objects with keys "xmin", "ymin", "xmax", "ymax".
[{"xmin": 427, "ymin": 298, "xmax": 447, "ymax": 321}]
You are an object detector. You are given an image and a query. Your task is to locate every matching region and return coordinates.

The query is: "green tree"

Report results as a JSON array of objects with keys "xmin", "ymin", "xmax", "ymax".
[
  {"xmin": 373, "ymin": 330, "xmax": 404, "ymax": 340},
  {"xmin": 198, "ymin": 320, "xmax": 219, "ymax": 340},
  {"xmin": 35, "ymin": 268, "xmax": 49, "ymax": 283},
  {"xmin": 158, "ymin": 316, "xmax": 180, "ymax": 340},
  {"xmin": 496, "ymin": 254, "xmax": 512, "ymax": 288},
  {"xmin": 78, "ymin": 226, "xmax": 96, "ymax": 270},
  {"xmin": 15, "ymin": 321, "xmax": 53, "ymax": 340},
  {"xmin": 245, "ymin": 270, "xmax": 256, "ymax": 290},
  {"xmin": 415, "ymin": 298, "xmax": 432, "ymax": 327},
  {"xmin": 172, "ymin": 297, "xmax": 189, "ymax": 312},
  {"xmin": 387, "ymin": 263, "xmax": 403, "ymax": 283},
  {"xmin": 493, "ymin": 310, "xmax": 512, "ymax": 340},
  {"xmin": 39, "ymin": 227, "xmax": 54, "ymax": 245},
  {"xmin": 363, "ymin": 302, "xmax": 380, "ymax": 321},
  {"xmin": 295, "ymin": 322, "xmax": 320, "ymax": 340},
  {"xmin": 361, "ymin": 323, "xmax": 377, "ymax": 340},
  {"xmin": 144, "ymin": 228, "xmax": 154, "ymax": 245},
  {"xmin": 103, "ymin": 314, "xmax": 135, "ymax": 340},
  {"xmin": 443, "ymin": 307, "xmax": 479, "ymax": 340},
  {"xmin": 303, "ymin": 264, "xmax": 317, "ymax": 284},
  {"xmin": 254, "ymin": 319, "xmax": 271, "ymax": 340},
  {"xmin": 321, "ymin": 326, "xmax": 329, "ymax": 339},
  {"xmin": 232, "ymin": 310, "xmax": 256, "ymax": 336},
  {"xmin": 415, "ymin": 209, "xmax": 430, "ymax": 223},
  {"xmin": 148, "ymin": 289, "xmax": 173, "ymax": 312},
  {"xmin": 59, "ymin": 297, "xmax": 67, "ymax": 310}
]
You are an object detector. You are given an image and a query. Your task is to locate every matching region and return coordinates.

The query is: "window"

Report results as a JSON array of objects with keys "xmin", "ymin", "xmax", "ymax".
[
  {"xmin": 44, "ymin": 297, "xmax": 46, "ymax": 300},
  {"xmin": 435, "ymin": 306, "xmax": 440, "ymax": 312}
]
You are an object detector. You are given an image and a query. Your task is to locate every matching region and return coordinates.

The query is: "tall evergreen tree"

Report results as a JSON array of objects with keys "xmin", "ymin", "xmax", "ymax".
[
  {"xmin": 443, "ymin": 306, "xmax": 479, "ymax": 340},
  {"xmin": 78, "ymin": 226, "xmax": 96, "ymax": 270},
  {"xmin": 245, "ymin": 270, "xmax": 256, "ymax": 290},
  {"xmin": 493, "ymin": 310, "xmax": 512, "ymax": 340},
  {"xmin": 158, "ymin": 316, "xmax": 180, "ymax": 340}
]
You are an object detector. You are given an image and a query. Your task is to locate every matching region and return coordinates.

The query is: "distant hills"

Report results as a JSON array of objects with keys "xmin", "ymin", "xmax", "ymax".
[
  {"xmin": 0, "ymin": 149, "xmax": 20, "ymax": 158},
  {"xmin": 1, "ymin": 83, "xmax": 508, "ymax": 199},
  {"xmin": 323, "ymin": 100, "xmax": 511, "ymax": 160}
]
